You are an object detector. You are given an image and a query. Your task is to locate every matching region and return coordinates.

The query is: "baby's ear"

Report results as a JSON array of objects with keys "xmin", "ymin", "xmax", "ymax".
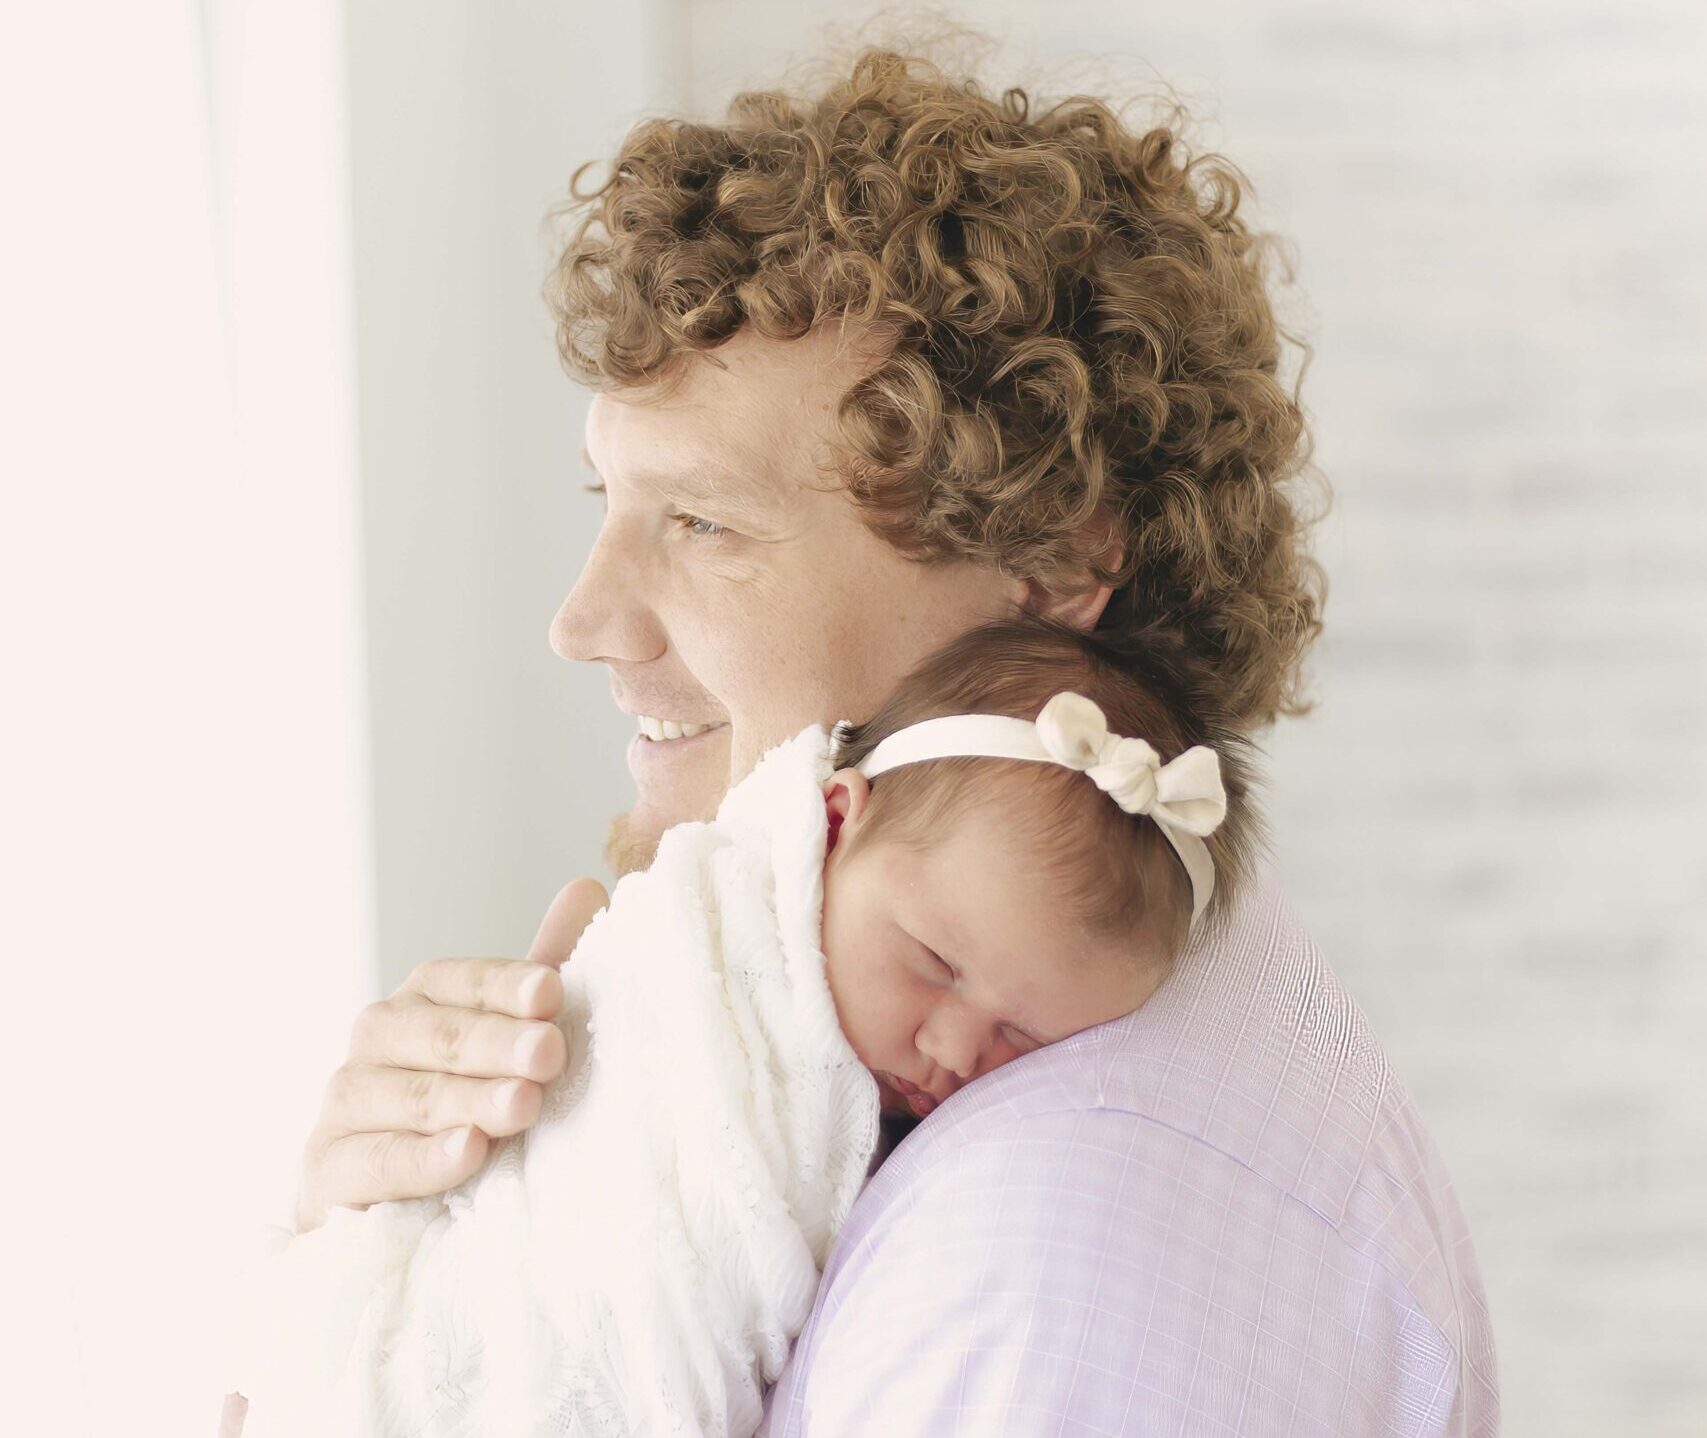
[{"xmin": 823, "ymin": 769, "xmax": 871, "ymax": 855}]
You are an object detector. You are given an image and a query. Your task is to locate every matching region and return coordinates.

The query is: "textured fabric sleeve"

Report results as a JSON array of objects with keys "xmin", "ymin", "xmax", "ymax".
[{"xmin": 791, "ymin": 1107, "xmax": 1465, "ymax": 1438}]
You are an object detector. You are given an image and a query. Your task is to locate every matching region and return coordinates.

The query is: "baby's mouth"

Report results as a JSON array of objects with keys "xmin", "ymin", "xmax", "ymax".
[{"xmin": 883, "ymin": 1073, "xmax": 939, "ymax": 1118}]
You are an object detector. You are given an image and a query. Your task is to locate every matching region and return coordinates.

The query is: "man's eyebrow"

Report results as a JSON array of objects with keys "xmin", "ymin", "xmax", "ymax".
[{"xmin": 579, "ymin": 446, "xmax": 772, "ymax": 519}]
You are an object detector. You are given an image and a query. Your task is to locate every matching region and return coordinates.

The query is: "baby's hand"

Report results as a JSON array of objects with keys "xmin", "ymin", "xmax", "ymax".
[{"xmin": 291, "ymin": 877, "xmax": 609, "ymax": 1233}]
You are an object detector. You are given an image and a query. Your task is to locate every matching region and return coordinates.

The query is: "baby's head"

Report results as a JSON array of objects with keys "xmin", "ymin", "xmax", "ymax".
[{"xmin": 819, "ymin": 617, "xmax": 1259, "ymax": 1118}]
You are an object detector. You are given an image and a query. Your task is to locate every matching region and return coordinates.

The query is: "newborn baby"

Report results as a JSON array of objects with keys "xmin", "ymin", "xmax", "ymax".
[{"xmin": 228, "ymin": 618, "xmax": 1251, "ymax": 1438}]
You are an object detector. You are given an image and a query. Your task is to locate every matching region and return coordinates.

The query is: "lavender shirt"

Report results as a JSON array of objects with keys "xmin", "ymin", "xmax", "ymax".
[{"xmin": 760, "ymin": 875, "xmax": 1499, "ymax": 1437}]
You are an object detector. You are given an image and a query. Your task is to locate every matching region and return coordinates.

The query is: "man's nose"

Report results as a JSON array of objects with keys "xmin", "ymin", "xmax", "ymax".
[{"xmin": 550, "ymin": 521, "xmax": 663, "ymax": 664}]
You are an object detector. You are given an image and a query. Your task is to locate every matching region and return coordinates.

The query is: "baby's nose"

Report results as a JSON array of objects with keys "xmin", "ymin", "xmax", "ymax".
[{"xmin": 922, "ymin": 1014, "xmax": 995, "ymax": 1083}]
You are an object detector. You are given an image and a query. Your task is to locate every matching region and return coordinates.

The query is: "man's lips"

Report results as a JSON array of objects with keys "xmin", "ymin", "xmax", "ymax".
[
  {"xmin": 624, "ymin": 722, "xmax": 728, "ymax": 779},
  {"xmin": 612, "ymin": 682, "xmax": 734, "ymax": 785}
]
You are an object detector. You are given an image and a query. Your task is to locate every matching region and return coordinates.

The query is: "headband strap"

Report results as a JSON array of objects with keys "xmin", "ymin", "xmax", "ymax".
[{"xmin": 842, "ymin": 691, "xmax": 1227, "ymax": 924}]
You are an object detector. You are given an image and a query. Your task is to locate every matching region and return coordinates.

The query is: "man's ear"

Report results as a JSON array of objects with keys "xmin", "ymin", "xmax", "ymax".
[
  {"xmin": 1023, "ymin": 575, "xmax": 1114, "ymax": 632},
  {"xmin": 823, "ymin": 769, "xmax": 871, "ymax": 857},
  {"xmin": 1020, "ymin": 506, "xmax": 1125, "ymax": 633}
]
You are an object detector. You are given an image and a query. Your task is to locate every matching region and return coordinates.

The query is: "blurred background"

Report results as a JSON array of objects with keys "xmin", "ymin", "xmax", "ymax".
[{"xmin": 5, "ymin": 2, "xmax": 1703, "ymax": 1435}]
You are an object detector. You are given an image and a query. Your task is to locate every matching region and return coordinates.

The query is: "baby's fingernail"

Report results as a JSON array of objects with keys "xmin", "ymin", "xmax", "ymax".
[
  {"xmin": 439, "ymin": 1127, "xmax": 471, "ymax": 1161},
  {"xmin": 491, "ymin": 1079, "xmax": 523, "ymax": 1115}
]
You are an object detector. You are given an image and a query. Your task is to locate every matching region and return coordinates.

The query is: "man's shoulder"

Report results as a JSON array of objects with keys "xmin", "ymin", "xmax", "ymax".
[
  {"xmin": 780, "ymin": 880, "xmax": 1499, "ymax": 1436},
  {"xmin": 792, "ymin": 1096, "xmax": 1497, "ymax": 1438},
  {"xmin": 852, "ymin": 876, "xmax": 1492, "ymax": 1370}
]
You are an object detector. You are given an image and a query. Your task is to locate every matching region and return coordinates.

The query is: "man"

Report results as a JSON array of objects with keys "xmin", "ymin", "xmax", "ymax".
[{"xmin": 258, "ymin": 47, "xmax": 1497, "ymax": 1436}]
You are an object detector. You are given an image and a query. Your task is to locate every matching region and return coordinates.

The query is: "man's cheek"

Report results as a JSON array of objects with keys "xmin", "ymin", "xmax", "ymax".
[
  {"xmin": 660, "ymin": 601, "xmax": 741, "ymax": 703},
  {"xmin": 676, "ymin": 586, "xmax": 844, "ymax": 763},
  {"xmin": 717, "ymin": 617, "xmax": 820, "ymax": 715}
]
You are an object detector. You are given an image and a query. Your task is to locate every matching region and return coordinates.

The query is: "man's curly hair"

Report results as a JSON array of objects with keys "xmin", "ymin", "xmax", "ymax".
[{"xmin": 546, "ymin": 45, "xmax": 1326, "ymax": 730}]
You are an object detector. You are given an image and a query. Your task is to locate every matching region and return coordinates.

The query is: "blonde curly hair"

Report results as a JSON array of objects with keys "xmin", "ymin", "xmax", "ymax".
[{"xmin": 547, "ymin": 45, "xmax": 1326, "ymax": 730}]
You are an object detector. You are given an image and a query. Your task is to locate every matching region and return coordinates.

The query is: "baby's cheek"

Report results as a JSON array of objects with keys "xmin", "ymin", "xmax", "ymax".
[
  {"xmin": 972, "ymin": 1035, "xmax": 1034, "ymax": 1082},
  {"xmin": 819, "ymin": 948, "xmax": 876, "ymax": 1061},
  {"xmin": 819, "ymin": 945, "xmax": 854, "ymax": 1028}
]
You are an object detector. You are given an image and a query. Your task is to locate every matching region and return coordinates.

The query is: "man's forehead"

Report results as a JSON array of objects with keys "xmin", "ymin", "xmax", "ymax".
[
  {"xmin": 580, "ymin": 436, "xmax": 743, "ymax": 495},
  {"xmin": 581, "ymin": 324, "xmax": 885, "ymax": 502},
  {"xmin": 582, "ymin": 386, "xmax": 829, "ymax": 515}
]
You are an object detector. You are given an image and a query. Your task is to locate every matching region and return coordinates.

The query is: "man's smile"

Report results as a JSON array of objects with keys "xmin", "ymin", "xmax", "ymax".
[
  {"xmin": 631, "ymin": 715, "xmax": 728, "ymax": 741},
  {"xmin": 624, "ymin": 720, "xmax": 730, "ymax": 781}
]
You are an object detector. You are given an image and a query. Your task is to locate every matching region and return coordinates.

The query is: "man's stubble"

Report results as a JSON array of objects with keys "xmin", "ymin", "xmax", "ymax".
[
  {"xmin": 602, "ymin": 785, "xmax": 723, "ymax": 878},
  {"xmin": 603, "ymin": 809, "xmax": 662, "ymax": 880}
]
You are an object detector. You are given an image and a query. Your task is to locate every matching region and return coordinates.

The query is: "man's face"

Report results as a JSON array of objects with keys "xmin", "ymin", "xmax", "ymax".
[{"xmin": 551, "ymin": 323, "xmax": 1029, "ymax": 873}]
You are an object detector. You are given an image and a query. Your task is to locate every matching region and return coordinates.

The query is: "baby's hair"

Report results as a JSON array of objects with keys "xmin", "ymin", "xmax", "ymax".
[{"xmin": 832, "ymin": 616, "xmax": 1262, "ymax": 966}]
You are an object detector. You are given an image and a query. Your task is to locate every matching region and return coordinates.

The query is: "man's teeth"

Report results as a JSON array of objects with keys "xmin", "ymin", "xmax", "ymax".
[{"xmin": 636, "ymin": 716, "xmax": 726, "ymax": 742}]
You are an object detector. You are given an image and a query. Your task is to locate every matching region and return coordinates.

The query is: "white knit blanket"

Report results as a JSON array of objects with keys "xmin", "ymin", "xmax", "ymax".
[{"xmin": 229, "ymin": 725, "xmax": 881, "ymax": 1437}]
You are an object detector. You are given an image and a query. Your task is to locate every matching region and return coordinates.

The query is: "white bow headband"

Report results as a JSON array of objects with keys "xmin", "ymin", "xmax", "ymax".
[{"xmin": 839, "ymin": 691, "xmax": 1227, "ymax": 924}]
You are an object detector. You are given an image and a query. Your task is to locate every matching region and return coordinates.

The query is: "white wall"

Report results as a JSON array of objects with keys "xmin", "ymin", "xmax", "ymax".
[{"xmin": 341, "ymin": 0, "xmax": 683, "ymax": 993}]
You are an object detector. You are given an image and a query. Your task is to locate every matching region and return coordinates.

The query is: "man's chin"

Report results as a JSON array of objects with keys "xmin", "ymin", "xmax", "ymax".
[
  {"xmin": 603, "ymin": 787, "xmax": 723, "ymax": 878},
  {"xmin": 608, "ymin": 727, "xmax": 736, "ymax": 876},
  {"xmin": 602, "ymin": 810, "xmax": 662, "ymax": 879}
]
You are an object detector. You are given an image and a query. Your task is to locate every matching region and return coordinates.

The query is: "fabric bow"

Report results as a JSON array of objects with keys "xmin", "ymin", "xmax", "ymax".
[{"xmin": 1033, "ymin": 692, "xmax": 1227, "ymax": 837}]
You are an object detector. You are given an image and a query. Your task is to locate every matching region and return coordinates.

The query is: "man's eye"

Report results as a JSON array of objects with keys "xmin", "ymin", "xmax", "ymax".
[{"xmin": 671, "ymin": 511, "xmax": 729, "ymax": 540}]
